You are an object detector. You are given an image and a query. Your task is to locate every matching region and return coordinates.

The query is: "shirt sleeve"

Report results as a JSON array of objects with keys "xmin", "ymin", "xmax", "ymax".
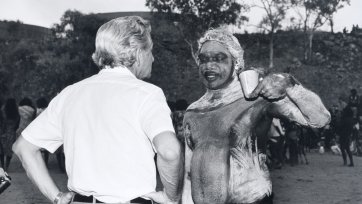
[
  {"xmin": 139, "ymin": 88, "xmax": 175, "ymax": 142},
  {"xmin": 21, "ymin": 94, "xmax": 64, "ymax": 153}
]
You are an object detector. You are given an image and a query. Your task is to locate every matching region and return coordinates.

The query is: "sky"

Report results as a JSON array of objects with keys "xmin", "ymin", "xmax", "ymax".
[{"xmin": 0, "ymin": 0, "xmax": 361, "ymax": 32}]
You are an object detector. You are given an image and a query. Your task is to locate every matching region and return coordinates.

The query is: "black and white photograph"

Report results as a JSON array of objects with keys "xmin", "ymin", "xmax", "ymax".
[{"xmin": 0, "ymin": 0, "xmax": 362, "ymax": 203}]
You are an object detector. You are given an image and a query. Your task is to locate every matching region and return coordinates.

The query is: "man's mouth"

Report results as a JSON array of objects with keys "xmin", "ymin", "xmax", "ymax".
[{"xmin": 204, "ymin": 71, "xmax": 218, "ymax": 81}]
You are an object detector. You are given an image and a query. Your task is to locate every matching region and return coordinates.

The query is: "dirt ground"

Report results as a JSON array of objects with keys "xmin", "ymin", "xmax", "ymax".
[{"xmin": 1, "ymin": 151, "xmax": 362, "ymax": 204}]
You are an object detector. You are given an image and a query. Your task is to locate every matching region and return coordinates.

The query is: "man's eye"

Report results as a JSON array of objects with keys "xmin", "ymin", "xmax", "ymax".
[
  {"xmin": 215, "ymin": 54, "xmax": 227, "ymax": 62},
  {"xmin": 198, "ymin": 53, "xmax": 228, "ymax": 64},
  {"xmin": 198, "ymin": 55, "xmax": 208, "ymax": 63}
]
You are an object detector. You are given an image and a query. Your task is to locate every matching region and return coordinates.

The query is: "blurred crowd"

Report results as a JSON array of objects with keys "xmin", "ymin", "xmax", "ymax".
[{"xmin": 0, "ymin": 97, "xmax": 65, "ymax": 172}]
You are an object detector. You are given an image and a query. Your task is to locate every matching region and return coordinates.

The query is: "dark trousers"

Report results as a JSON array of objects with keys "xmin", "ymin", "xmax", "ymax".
[
  {"xmin": 269, "ymin": 137, "xmax": 284, "ymax": 167},
  {"xmin": 289, "ymin": 139, "xmax": 298, "ymax": 166},
  {"xmin": 340, "ymin": 141, "xmax": 354, "ymax": 165}
]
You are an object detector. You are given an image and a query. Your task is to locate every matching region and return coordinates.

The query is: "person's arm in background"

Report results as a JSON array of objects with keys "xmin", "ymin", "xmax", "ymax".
[
  {"xmin": 0, "ymin": 168, "xmax": 9, "ymax": 180},
  {"xmin": 12, "ymin": 136, "xmax": 73, "ymax": 204},
  {"xmin": 273, "ymin": 119, "xmax": 284, "ymax": 136}
]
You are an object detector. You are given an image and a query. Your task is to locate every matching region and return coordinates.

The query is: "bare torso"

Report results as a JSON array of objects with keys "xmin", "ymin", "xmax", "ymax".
[{"xmin": 184, "ymin": 98, "xmax": 273, "ymax": 204}]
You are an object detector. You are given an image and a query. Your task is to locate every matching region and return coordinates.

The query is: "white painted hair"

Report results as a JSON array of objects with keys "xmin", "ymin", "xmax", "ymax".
[
  {"xmin": 92, "ymin": 16, "xmax": 153, "ymax": 69},
  {"xmin": 198, "ymin": 26, "xmax": 245, "ymax": 72}
]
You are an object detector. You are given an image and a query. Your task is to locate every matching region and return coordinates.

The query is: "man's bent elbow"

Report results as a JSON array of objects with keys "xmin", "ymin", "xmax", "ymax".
[
  {"xmin": 308, "ymin": 110, "xmax": 331, "ymax": 129},
  {"xmin": 12, "ymin": 137, "xmax": 22, "ymax": 156},
  {"xmin": 154, "ymin": 131, "xmax": 182, "ymax": 162},
  {"xmin": 159, "ymin": 143, "xmax": 182, "ymax": 162},
  {"xmin": 12, "ymin": 135, "xmax": 35, "ymax": 157},
  {"xmin": 321, "ymin": 110, "xmax": 331, "ymax": 126}
]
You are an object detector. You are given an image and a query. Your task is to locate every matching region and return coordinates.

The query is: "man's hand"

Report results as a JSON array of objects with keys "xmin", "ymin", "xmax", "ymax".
[
  {"xmin": 249, "ymin": 73, "xmax": 296, "ymax": 100},
  {"xmin": 144, "ymin": 191, "xmax": 179, "ymax": 204},
  {"xmin": 57, "ymin": 191, "xmax": 74, "ymax": 204},
  {"xmin": 0, "ymin": 168, "xmax": 10, "ymax": 181}
]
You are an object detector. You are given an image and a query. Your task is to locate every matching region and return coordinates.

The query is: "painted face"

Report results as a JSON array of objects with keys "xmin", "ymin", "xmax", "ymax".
[{"xmin": 198, "ymin": 41, "xmax": 234, "ymax": 90}]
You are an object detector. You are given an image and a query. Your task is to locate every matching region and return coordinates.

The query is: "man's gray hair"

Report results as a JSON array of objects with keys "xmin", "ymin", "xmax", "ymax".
[
  {"xmin": 92, "ymin": 16, "xmax": 152, "ymax": 68},
  {"xmin": 197, "ymin": 27, "xmax": 244, "ymax": 71}
]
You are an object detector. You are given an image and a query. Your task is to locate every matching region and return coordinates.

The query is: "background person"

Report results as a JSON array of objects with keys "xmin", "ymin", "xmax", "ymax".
[
  {"xmin": 0, "ymin": 98, "xmax": 20, "ymax": 171},
  {"xmin": 337, "ymin": 105, "xmax": 355, "ymax": 167},
  {"xmin": 348, "ymin": 89, "xmax": 359, "ymax": 119},
  {"xmin": 283, "ymin": 121, "xmax": 303, "ymax": 166},
  {"xmin": 268, "ymin": 118, "xmax": 285, "ymax": 169},
  {"xmin": 13, "ymin": 16, "xmax": 183, "ymax": 204},
  {"xmin": 16, "ymin": 97, "xmax": 36, "ymax": 139}
]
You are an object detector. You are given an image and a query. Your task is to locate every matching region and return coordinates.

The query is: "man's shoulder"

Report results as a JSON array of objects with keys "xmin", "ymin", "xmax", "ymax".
[
  {"xmin": 61, "ymin": 75, "xmax": 164, "ymax": 98},
  {"xmin": 135, "ymin": 80, "xmax": 162, "ymax": 93},
  {"xmin": 187, "ymin": 96, "xmax": 262, "ymax": 113},
  {"xmin": 59, "ymin": 74, "xmax": 97, "ymax": 91},
  {"xmin": 50, "ymin": 76, "xmax": 95, "ymax": 102},
  {"xmin": 123, "ymin": 80, "xmax": 166, "ymax": 102}
]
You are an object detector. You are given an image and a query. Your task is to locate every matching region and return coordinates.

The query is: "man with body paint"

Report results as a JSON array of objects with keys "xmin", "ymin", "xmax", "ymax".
[{"xmin": 181, "ymin": 27, "xmax": 330, "ymax": 204}]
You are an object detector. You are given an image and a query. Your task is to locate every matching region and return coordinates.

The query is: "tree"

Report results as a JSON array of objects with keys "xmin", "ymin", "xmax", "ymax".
[
  {"xmin": 0, "ymin": 11, "xmax": 107, "ymax": 101},
  {"xmin": 291, "ymin": 0, "xmax": 350, "ymax": 62},
  {"xmin": 323, "ymin": 0, "xmax": 350, "ymax": 33},
  {"xmin": 145, "ymin": 0, "xmax": 248, "ymax": 62},
  {"xmin": 254, "ymin": 0, "xmax": 291, "ymax": 68},
  {"xmin": 51, "ymin": 10, "xmax": 106, "ymax": 81}
]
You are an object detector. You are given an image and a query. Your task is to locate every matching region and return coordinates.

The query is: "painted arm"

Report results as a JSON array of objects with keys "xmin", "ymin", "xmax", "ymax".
[
  {"xmin": 273, "ymin": 84, "xmax": 330, "ymax": 128},
  {"xmin": 181, "ymin": 140, "xmax": 194, "ymax": 204},
  {"xmin": 250, "ymin": 73, "xmax": 330, "ymax": 128},
  {"xmin": 12, "ymin": 136, "xmax": 73, "ymax": 204},
  {"xmin": 181, "ymin": 122, "xmax": 194, "ymax": 204}
]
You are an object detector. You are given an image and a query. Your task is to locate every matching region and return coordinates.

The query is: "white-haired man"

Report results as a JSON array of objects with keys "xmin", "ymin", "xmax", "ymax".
[
  {"xmin": 182, "ymin": 28, "xmax": 330, "ymax": 204},
  {"xmin": 13, "ymin": 16, "xmax": 183, "ymax": 204}
]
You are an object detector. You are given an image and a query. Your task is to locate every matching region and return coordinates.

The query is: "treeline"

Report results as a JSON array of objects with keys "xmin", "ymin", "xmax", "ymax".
[
  {"xmin": 0, "ymin": 11, "xmax": 107, "ymax": 101},
  {"xmin": 0, "ymin": 0, "xmax": 359, "ymax": 107}
]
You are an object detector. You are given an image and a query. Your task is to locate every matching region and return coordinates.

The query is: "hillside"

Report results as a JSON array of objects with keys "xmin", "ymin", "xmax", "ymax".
[
  {"xmin": 0, "ymin": 20, "xmax": 51, "ymax": 40},
  {"xmin": 95, "ymin": 11, "xmax": 153, "ymax": 20},
  {"xmin": 0, "ymin": 13, "xmax": 361, "ymax": 109}
]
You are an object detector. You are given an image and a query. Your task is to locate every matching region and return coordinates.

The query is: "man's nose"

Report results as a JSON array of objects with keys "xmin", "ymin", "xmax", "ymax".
[{"xmin": 204, "ymin": 61, "xmax": 217, "ymax": 69}]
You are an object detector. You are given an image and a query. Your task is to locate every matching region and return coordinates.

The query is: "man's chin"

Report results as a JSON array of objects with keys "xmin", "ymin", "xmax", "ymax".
[
  {"xmin": 205, "ymin": 80, "xmax": 232, "ymax": 90},
  {"xmin": 205, "ymin": 83, "xmax": 221, "ymax": 90}
]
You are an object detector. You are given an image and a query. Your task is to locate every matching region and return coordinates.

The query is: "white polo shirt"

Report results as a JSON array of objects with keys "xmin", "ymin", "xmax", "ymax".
[{"xmin": 22, "ymin": 67, "xmax": 175, "ymax": 203}]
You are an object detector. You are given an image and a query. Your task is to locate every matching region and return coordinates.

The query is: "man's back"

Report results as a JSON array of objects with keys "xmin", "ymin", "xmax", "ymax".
[
  {"xmin": 13, "ymin": 16, "xmax": 183, "ymax": 204},
  {"xmin": 23, "ymin": 68, "xmax": 174, "ymax": 203}
]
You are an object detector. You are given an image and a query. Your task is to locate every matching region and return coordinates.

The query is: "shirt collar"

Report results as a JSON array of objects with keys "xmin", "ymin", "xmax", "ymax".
[{"xmin": 99, "ymin": 65, "xmax": 136, "ymax": 78}]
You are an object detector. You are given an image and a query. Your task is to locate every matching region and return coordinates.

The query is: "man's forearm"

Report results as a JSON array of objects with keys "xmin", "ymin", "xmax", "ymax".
[
  {"xmin": 157, "ymin": 149, "xmax": 184, "ymax": 201},
  {"xmin": 14, "ymin": 140, "xmax": 60, "ymax": 202},
  {"xmin": 270, "ymin": 84, "xmax": 330, "ymax": 128},
  {"xmin": 286, "ymin": 84, "xmax": 331, "ymax": 128}
]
